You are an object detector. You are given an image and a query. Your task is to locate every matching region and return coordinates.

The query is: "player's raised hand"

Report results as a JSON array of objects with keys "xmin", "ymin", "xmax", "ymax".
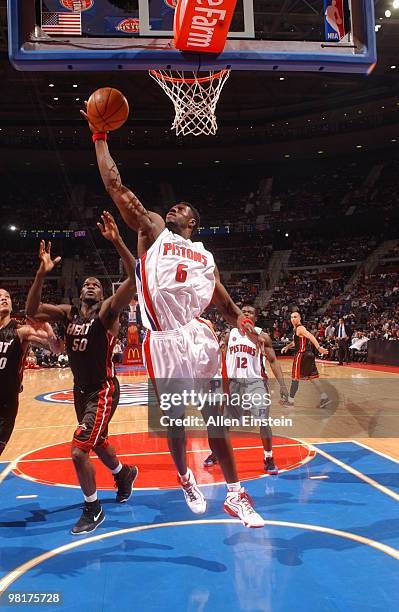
[
  {"xmin": 80, "ymin": 100, "xmax": 96, "ymax": 133},
  {"xmin": 38, "ymin": 240, "xmax": 61, "ymax": 275},
  {"xmin": 97, "ymin": 211, "xmax": 121, "ymax": 243}
]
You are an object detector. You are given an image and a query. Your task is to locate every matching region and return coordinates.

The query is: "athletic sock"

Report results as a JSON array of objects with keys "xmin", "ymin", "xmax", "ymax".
[
  {"xmin": 227, "ymin": 482, "xmax": 241, "ymax": 493},
  {"xmin": 111, "ymin": 462, "xmax": 123, "ymax": 475},
  {"xmin": 84, "ymin": 492, "xmax": 98, "ymax": 503},
  {"xmin": 264, "ymin": 450, "xmax": 273, "ymax": 459}
]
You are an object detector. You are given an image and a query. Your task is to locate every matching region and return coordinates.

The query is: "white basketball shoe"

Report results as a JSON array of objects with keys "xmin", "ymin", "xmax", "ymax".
[
  {"xmin": 224, "ymin": 488, "xmax": 265, "ymax": 528},
  {"xmin": 179, "ymin": 468, "xmax": 207, "ymax": 514}
]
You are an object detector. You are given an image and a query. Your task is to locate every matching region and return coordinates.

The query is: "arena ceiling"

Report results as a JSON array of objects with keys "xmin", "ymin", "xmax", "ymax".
[{"xmin": 0, "ymin": 1, "xmax": 398, "ymax": 160}]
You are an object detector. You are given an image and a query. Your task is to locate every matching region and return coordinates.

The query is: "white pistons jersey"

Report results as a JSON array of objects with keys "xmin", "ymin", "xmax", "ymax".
[
  {"xmin": 136, "ymin": 228, "xmax": 216, "ymax": 331},
  {"xmin": 226, "ymin": 327, "xmax": 267, "ymax": 379}
]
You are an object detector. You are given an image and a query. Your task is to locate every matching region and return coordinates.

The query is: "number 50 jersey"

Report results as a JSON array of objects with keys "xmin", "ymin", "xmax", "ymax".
[
  {"xmin": 136, "ymin": 228, "xmax": 216, "ymax": 331},
  {"xmin": 65, "ymin": 307, "xmax": 116, "ymax": 389}
]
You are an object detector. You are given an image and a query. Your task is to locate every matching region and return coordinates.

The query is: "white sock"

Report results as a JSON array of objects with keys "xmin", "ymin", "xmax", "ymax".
[
  {"xmin": 320, "ymin": 393, "xmax": 328, "ymax": 400},
  {"xmin": 264, "ymin": 450, "xmax": 273, "ymax": 459},
  {"xmin": 111, "ymin": 462, "xmax": 123, "ymax": 475},
  {"xmin": 84, "ymin": 492, "xmax": 98, "ymax": 503},
  {"xmin": 227, "ymin": 481, "xmax": 241, "ymax": 493},
  {"xmin": 288, "ymin": 397, "xmax": 295, "ymax": 403}
]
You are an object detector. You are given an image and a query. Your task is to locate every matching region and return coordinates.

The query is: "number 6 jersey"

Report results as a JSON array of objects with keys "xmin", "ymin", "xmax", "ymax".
[{"xmin": 135, "ymin": 228, "xmax": 215, "ymax": 331}]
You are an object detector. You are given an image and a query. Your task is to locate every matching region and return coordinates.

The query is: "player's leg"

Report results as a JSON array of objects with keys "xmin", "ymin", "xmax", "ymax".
[
  {"xmin": 144, "ymin": 329, "xmax": 206, "ymax": 514},
  {"xmin": 70, "ymin": 386, "xmax": 109, "ymax": 535},
  {"xmin": 93, "ymin": 378, "xmax": 138, "ymax": 503},
  {"xmin": 202, "ymin": 396, "xmax": 264, "ymax": 528},
  {"xmin": 309, "ymin": 378, "xmax": 330, "ymax": 408},
  {"xmin": 0, "ymin": 401, "xmax": 18, "ymax": 456}
]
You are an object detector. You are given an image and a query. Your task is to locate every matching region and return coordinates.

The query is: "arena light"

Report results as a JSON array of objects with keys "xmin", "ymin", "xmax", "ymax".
[
  {"xmin": 49, "ymin": 83, "xmax": 54, "ymax": 87},
  {"xmin": 385, "ymin": 9, "xmax": 391, "ymax": 17},
  {"xmin": 279, "ymin": 77, "xmax": 285, "ymax": 81},
  {"xmin": 285, "ymin": 233, "xmax": 289, "ymax": 237},
  {"xmin": 53, "ymin": 97, "xmax": 59, "ymax": 100},
  {"xmin": 391, "ymin": 65, "xmax": 397, "ymax": 69},
  {"xmin": 393, "ymin": 0, "xmax": 399, "ymax": 9},
  {"xmin": 73, "ymin": 84, "xmax": 78, "ymax": 87},
  {"xmin": 9, "ymin": 225, "xmax": 17, "ymax": 231}
]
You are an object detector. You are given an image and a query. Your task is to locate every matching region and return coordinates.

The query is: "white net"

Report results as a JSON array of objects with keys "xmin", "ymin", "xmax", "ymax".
[{"xmin": 149, "ymin": 69, "xmax": 231, "ymax": 137}]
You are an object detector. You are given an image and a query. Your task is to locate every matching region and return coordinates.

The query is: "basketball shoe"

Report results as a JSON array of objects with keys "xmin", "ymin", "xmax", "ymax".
[
  {"xmin": 264, "ymin": 457, "xmax": 278, "ymax": 475},
  {"xmin": 114, "ymin": 464, "xmax": 139, "ymax": 503},
  {"xmin": 179, "ymin": 468, "xmax": 207, "ymax": 514},
  {"xmin": 71, "ymin": 501, "xmax": 105, "ymax": 535},
  {"xmin": 224, "ymin": 488, "xmax": 265, "ymax": 528},
  {"xmin": 203, "ymin": 452, "xmax": 218, "ymax": 467}
]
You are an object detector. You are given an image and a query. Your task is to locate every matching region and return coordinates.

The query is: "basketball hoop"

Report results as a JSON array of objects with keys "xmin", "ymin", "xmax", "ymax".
[{"xmin": 149, "ymin": 69, "xmax": 231, "ymax": 137}]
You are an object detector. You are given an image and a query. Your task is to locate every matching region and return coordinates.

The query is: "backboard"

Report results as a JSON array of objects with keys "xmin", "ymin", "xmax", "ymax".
[{"xmin": 8, "ymin": 0, "xmax": 376, "ymax": 73}]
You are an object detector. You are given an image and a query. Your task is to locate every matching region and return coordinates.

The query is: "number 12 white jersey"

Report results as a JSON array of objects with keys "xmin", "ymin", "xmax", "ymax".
[{"xmin": 226, "ymin": 327, "xmax": 268, "ymax": 379}]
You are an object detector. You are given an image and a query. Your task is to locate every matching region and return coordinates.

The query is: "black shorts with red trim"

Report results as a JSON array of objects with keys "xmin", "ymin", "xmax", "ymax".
[
  {"xmin": 72, "ymin": 377, "xmax": 120, "ymax": 451},
  {"xmin": 292, "ymin": 350, "xmax": 319, "ymax": 380},
  {"xmin": 0, "ymin": 396, "xmax": 19, "ymax": 454}
]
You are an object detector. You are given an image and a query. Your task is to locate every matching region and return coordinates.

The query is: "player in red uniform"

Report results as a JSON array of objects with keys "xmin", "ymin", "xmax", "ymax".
[
  {"xmin": 281, "ymin": 311, "xmax": 329, "ymax": 407},
  {"xmin": 26, "ymin": 212, "xmax": 138, "ymax": 535},
  {"xmin": 0, "ymin": 288, "xmax": 58, "ymax": 456}
]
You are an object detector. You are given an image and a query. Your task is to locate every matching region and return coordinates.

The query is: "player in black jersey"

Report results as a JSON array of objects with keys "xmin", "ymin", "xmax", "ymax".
[
  {"xmin": 0, "ymin": 288, "xmax": 58, "ymax": 456},
  {"xmin": 26, "ymin": 212, "xmax": 138, "ymax": 535},
  {"xmin": 281, "ymin": 311, "xmax": 329, "ymax": 408}
]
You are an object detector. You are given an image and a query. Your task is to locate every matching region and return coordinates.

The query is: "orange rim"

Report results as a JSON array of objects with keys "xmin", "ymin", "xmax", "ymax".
[{"xmin": 149, "ymin": 69, "xmax": 230, "ymax": 84}]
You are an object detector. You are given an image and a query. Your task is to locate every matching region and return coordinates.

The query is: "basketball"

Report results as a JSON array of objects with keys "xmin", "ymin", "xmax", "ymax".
[{"xmin": 86, "ymin": 87, "xmax": 129, "ymax": 132}]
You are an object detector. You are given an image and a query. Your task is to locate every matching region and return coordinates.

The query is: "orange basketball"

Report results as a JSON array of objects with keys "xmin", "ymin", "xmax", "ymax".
[{"xmin": 86, "ymin": 87, "xmax": 129, "ymax": 132}]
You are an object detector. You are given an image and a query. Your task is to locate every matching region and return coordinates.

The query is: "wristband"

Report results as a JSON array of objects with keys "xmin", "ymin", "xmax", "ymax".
[
  {"xmin": 239, "ymin": 317, "xmax": 255, "ymax": 333},
  {"xmin": 92, "ymin": 132, "xmax": 107, "ymax": 143}
]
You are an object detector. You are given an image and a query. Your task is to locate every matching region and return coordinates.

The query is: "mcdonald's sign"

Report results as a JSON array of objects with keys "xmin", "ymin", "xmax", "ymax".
[{"xmin": 123, "ymin": 344, "xmax": 143, "ymax": 365}]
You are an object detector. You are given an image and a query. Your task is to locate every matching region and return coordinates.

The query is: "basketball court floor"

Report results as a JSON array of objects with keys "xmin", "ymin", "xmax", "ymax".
[{"xmin": 1, "ymin": 361, "xmax": 398, "ymax": 611}]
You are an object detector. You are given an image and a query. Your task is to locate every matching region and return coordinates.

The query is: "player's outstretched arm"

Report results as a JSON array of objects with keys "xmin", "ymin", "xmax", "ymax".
[
  {"xmin": 281, "ymin": 340, "xmax": 295, "ymax": 354},
  {"xmin": 260, "ymin": 333, "xmax": 289, "ymax": 398},
  {"xmin": 297, "ymin": 325, "xmax": 328, "ymax": 355},
  {"xmin": 97, "ymin": 211, "xmax": 135, "ymax": 280},
  {"xmin": 26, "ymin": 241, "xmax": 71, "ymax": 322},
  {"xmin": 98, "ymin": 211, "xmax": 136, "ymax": 332},
  {"xmin": 18, "ymin": 322, "xmax": 63, "ymax": 354},
  {"xmin": 212, "ymin": 267, "xmax": 259, "ymax": 343}
]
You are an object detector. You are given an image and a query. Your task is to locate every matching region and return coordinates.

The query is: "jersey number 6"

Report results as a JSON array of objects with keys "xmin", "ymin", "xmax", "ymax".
[{"xmin": 175, "ymin": 263, "xmax": 188, "ymax": 283}]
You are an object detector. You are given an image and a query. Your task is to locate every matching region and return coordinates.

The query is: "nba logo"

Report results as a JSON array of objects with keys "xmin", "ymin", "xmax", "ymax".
[
  {"xmin": 60, "ymin": 0, "xmax": 94, "ymax": 11},
  {"xmin": 164, "ymin": 0, "xmax": 177, "ymax": 8}
]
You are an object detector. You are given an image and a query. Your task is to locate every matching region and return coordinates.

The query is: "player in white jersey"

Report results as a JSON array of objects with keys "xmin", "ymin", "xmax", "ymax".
[
  {"xmin": 86, "ymin": 118, "xmax": 266, "ymax": 528},
  {"xmin": 203, "ymin": 304, "xmax": 289, "ymax": 474}
]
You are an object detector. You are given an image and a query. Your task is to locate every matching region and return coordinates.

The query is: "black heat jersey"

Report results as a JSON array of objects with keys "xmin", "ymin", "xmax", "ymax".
[
  {"xmin": 0, "ymin": 320, "xmax": 25, "ymax": 400},
  {"xmin": 65, "ymin": 307, "xmax": 116, "ymax": 390},
  {"xmin": 292, "ymin": 331, "xmax": 319, "ymax": 380}
]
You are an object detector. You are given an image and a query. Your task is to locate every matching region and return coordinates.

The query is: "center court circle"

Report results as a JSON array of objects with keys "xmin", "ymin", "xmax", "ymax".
[{"xmin": 13, "ymin": 433, "xmax": 314, "ymax": 489}]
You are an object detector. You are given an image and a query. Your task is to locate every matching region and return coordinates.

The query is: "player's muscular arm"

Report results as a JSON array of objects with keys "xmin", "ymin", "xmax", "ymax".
[
  {"xmin": 98, "ymin": 211, "xmax": 137, "ymax": 332},
  {"xmin": 26, "ymin": 241, "xmax": 71, "ymax": 322},
  {"xmin": 94, "ymin": 140, "xmax": 164, "ymax": 238},
  {"xmin": 260, "ymin": 333, "xmax": 288, "ymax": 397},
  {"xmin": 297, "ymin": 325, "xmax": 328, "ymax": 355},
  {"xmin": 281, "ymin": 340, "xmax": 295, "ymax": 354},
  {"xmin": 212, "ymin": 267, "xmax": 258, "ymax": 343}
]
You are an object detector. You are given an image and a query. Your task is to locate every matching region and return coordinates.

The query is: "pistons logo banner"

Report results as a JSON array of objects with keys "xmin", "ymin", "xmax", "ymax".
[
  {"xmin": 324, "ymin": 0, "xmax": 348, "ymax": 41},
  {"xmin": 60, "ymin": 0, "xmax": 94, "ymax": 11}
]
